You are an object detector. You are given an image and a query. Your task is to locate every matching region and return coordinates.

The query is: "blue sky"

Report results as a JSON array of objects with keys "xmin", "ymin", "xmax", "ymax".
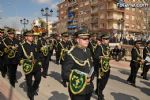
[{"xmin": 0, "ymin": 0, "xmax": 61, "ymax": 30}]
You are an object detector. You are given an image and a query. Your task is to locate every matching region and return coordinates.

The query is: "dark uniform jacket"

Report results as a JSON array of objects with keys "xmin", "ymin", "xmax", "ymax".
[
  {"xmin": 130, "ymin": 46, "xmax": 141, "ymax": 67},
  {"xmin": 20, "ymin": 42, "xmax": 41, "ymax": 71},
  {"xmin": 88, "ymin": 40, "xmax": 97, "ymax": 58},
  {"xmin": 3, "ymin": 37, "xmax": 20, "ymax": 64},
  {"xmin": 94, "ymin": 44, "xmax": 110, "ymax": 76},
  {"xmin": 143, "ymin": 46, "xmax": 150, "ymax": 60},
  {"xmin": 0, "ymin": 37, "xmax": 4, "ymax": 57},
  {"xmin": 62, "ymin": 46, "xmax": 94, "ymax": 95},
  {"xmin": 37, "ymin": 37, "xmax": 49, "ymax": 57},
  {"xmin": 57, "ymin": 40, "xmax": 72, "ymax": 64}
]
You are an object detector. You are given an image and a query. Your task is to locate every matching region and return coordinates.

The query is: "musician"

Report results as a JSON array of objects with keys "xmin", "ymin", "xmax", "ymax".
[
  {"xmin": 94, "ymin": 33, "xmax": 111, "ymax": 100},
  {"xmin": 0, "ymin": 28, "xmax": 5, "ymax": 77},
  {"xmin": 88, "ymin": 32, "xmax": 97, "ymax": 58},
  {"xmin": 62, "ymin": 30, "xmax": 94, "ymax": 100},
  {"xmin": 141, "ymin": 41, "xmax": 150, "ymax": 80},
  {"xmin": 54, "ymin": 34, "xmax": 61, "ymax": 64},
  {"xmin": 127, "ymin": 40, "xmax": 143, "ymax": 86},
  {"xmin": 19, "ymin": 30, "xmax": 42, "ymax": 100},
  {"xmin": 37, "ymin": 32, "xmax": 50, "ymax": 78},
  {"xmin": 3, "ymin": 29, "xmax": 20, "ymax": 87},
  {"xmin": 48, "ymin": 34, "xmax": 56, "ymax": 61},
  {"xmin": 57, "ymin": 32, "xmax": 72, "ymax": 87}
]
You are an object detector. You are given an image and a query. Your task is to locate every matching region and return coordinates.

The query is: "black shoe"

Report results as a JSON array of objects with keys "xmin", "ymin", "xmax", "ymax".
[
  {"xmin": 1, "ymin": 72, "xmax": 6, "ymax": 78},
  {"xmin": 141, "ymin": 73, "xmax": 143, "ymax": 76},
  {"xmin": 42, "ymin": 75, "xmax": 47, "ymax": 78},
  {"xmin": 34, "ymin": 91, "xmax": 38, "ymax": 96},
  {"xmin": 131, "ymin": 83, "xmax": 136, "ymax": 87},
  {"xmin": 127, "ymin": 81, "xmax": 132, "ymax": 85},
  {"xmin": 15, "ymin": 80, "xmax": 18, "ymax": 83},
  {"xmin": 143, "ymin": 77, "xmax": 148, "ymax": 80},
  {"xmin": 29, "ymin": 96, "xmax": 34, "ymax": 100},
  {"xmin": 62, "ymin": 81, "xmax": 67, "ymax": 87}
]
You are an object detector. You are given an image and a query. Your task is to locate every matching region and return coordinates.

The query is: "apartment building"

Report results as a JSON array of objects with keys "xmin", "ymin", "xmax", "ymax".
[{"xmin": 57, "ymin": 0, "xmax": 147, "ymax": 35}]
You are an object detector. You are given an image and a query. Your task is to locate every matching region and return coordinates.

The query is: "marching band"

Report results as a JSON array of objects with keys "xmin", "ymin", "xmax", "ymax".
[{"xmin": 0, "ymin": 27, "xmax": 149, "ymax": 100}]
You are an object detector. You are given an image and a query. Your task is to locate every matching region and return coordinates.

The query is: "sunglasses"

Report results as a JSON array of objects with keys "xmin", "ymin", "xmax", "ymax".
[{"xmin": 80, "ymin": 38, "xmax": 90, "ymax": 40}]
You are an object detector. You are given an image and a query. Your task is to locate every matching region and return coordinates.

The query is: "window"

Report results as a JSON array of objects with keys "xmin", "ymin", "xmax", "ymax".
[
  {"xmin": 132, "ymin": 16, "xmax": 135, "ymax": 20},
  {"xmin": 125, "ymin": 15, "xmax": 129, "ymax": 19}
]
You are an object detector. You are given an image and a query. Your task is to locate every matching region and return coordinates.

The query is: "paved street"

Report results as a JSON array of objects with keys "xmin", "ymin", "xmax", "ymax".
[{"xmin": 0, "ymin": 58, "xmax": 150, "ymax": 100}]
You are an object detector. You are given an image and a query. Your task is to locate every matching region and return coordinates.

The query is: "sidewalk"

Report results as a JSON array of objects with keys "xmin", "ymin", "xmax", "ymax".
[{"xmin": 0, "ymin": 76, "xmax": 26, "ymax": 100}]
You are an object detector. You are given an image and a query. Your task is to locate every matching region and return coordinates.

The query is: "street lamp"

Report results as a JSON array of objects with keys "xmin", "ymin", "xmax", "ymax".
[
  {"xmin": 20, "ymin": 18, "xmax": 29, "ymax": 32},
  {"xmin": 118, "ymin": 18, "xmax": 124, "ymax": 42},
  {"xmin": 41, "ymin": 7, "xmax": 53, "ymax": 36}
]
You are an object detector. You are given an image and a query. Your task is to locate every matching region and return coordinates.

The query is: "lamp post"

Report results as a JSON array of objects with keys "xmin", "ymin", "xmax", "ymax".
[
  {"xmin": 118, "ymin": 18, "xmax": 124, "ymax": 42},
  {"xmin": 20, "ymin": 18, "xmax": 29, "ymax": 32},
  {"xmin": 41, "ymin": 7, "xmax": 53, "ymax": 36}
]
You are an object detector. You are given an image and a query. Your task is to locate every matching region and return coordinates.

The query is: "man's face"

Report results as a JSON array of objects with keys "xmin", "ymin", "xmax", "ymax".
[
  {"xmin": 0, "ymin": 32, "xmax": 3, "ymax": 37},
  {"xmin": 102, "ymin": 38, "xmax": 109, "ymax": 45},
  {"xmin": 8, "ymin": 33, "xmax": 15, "ymax": 38},
  {"xmin": 26, "ymin": 35, "xmax": 34, "ymax": 42},
  {"xmin": 77, "ymin": 37, "xmax": 90, "ymax": 48}
]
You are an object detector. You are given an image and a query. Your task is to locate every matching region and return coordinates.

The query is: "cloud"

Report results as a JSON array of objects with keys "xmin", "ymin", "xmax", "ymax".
[
  {"xmin": 32, "ymin": 0, "xmax": 51, "ymax": 4},
  {"xmin": 0, "ymin": 16, "xmax": 32, "ymax": 30}
]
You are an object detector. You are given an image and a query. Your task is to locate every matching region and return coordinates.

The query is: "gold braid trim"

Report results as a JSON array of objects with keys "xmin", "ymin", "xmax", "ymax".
[
  {"xmin": 98, "ymin": 45, "xmax": 110, "ymax": 79},
  {"xmin": 133, "ymin": 47, "xmax": 143, "ymax": 70},
  {"xmin": 20, "ymin": 43, "xmax": 33, "ymax": 59},
  {"xmin": 68, "ymin": 46, "xmax": 90, "ymax": 67},
  {"xmin": 90, "ymin": 42, "xmax": 97, "ymax": 53},
  {"xmin": 59, "ymin": 42, "xmax": 68, "ymax": 61}
]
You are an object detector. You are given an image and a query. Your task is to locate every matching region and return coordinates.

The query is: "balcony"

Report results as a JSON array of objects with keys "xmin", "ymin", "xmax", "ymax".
[
  {"xmin": 91, "ymin": 8, "xmax": 99, "ymax": 15},
  {"xmin": 90, "ymin": 0, "xmax": 98, "ymax": 6},
  {"xmin": 91, "ymin": 18, "xmax": 98, "ymax": 24}
]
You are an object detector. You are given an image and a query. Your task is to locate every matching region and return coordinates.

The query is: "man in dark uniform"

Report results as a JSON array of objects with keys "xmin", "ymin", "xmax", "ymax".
[
  {"xmin": 54, "ymin": 34, "xmax": 61, "ymax": 64},
  {"xmin": 37, "ymin": 32, "xmax": 50, "ymax": 78},
  {"xmin": 141, "ymin": 41, "xmax": 150, "ymax": 80},
  {"xmin": 127, "ymin": 40, "xmax": 143, "ymax": 86},
  {"xmin": 3, "ymin": 29, "xmax": 20, "ymax": 87},
  {"xmin": 57, "ymin": 32, "xmax": 72, "ymax": 87},
  {"xmin": 88, "ymin": 32, "xmax": 97, "ymax": 58},
  {"xmin": 62, "ymin": 30, "xmax": 94, "ymax": 100},
  {"xmin": 94, "ymin": 33, "xmax": 111, "ymax": 100},
  {"xmin": 0, "ymin": 28, "xmax": 5, "ymax": 77},
  {"xmin": 48, "ymin": 34, "xmax": 55, "ymax": 61},
  {"xmin": 19, "ymin": 30, "xmax": 42, "ymax": 100}
]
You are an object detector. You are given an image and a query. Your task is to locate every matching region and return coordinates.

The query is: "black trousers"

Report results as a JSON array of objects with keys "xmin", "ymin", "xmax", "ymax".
[
  {"xmin": 127, "ymin": 63, "xmax": 140, "ymax": 84},
  {"xmin": 97, "ymin": 70, "xmax": 110, "ymax": 100},
  {"xmin": 142, "ymin": 64, "xmax": 150, "ymax": 78},
  {"xmin": 55, "ymin": 50, "xmax": 60, "ymax": 64},
  {"xmin": 25, "ymin": 68, "xmax": 41, "ymax": 99},
  {"xmin": 7, "ymin": 64, "xmax": 18, "ymax": 87},
  {"xmin": 69, "ymin": 93, "xmax": 92, "ymax": 100},
  {"xmin": 42, "ymin": 56, "xmax": 50, "ymax": 76}
]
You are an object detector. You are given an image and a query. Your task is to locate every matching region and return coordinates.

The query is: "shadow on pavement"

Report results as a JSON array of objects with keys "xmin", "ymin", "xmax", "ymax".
[
  {"xmin": 0, "ymin": 92, "xmax": 7, "ymax": 100},
  {"xmin": 111, "ymin": 92, "xmax": 139, "ymax": 100},
  {"xmin": 118, "ymin": 69, "xmax": 130, "ymax": 76},
  {"xmin": 48, "ymin": 71, "xmax": 61, "ymax": 83},
  {"xmin": 48, "ymin": 91, "xmax": 69, "ymax": 100},
  {"xmin": 140, "ymin": 80, "xmax": 150, "ymax": 87},
  {"xmin": 19, "ymin": 81, "xmax": 27, "ymax": 92},
  {"xmin": 110, "ymin": 74, "xmax": 127, "ymax": 84},
  {"xmin": 16, "ymin": 71, "xmax": 22, "ymax": 80},
  {"xmin": 137, "ymin": 86, "xmax": 150, "ymax": 96}
]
